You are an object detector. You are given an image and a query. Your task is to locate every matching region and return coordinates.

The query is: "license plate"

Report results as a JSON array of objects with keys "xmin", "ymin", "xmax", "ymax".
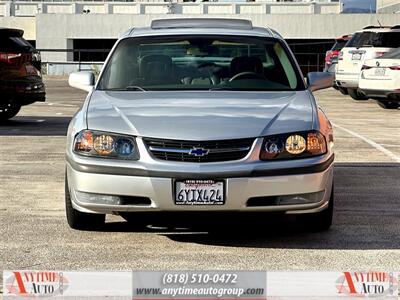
[
  {"xmin": 175, "ymin": 180, "xmax": 224, "ymax": 205},
  {"xmin": 374, "ymin": 67, "xmax": 386, "ymax": 76},
  {"xmin": 352, "ymin": 53, "xmax": 362, "ymax": 60}
]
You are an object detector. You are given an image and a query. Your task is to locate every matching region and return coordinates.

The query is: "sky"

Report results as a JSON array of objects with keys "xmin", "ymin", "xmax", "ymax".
[{"xmin": 341, "ymin": 0, "xmax": 377, "ymax": 12}]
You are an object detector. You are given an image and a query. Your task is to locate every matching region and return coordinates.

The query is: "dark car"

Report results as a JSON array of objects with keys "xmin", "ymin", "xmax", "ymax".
[
  {"xmin": 324, "ymin": 35, "xmax": 352, "ymax": 74},
  {"xmin": 0, "ymin": 28, "xmax": 45, "ymax": 121}
]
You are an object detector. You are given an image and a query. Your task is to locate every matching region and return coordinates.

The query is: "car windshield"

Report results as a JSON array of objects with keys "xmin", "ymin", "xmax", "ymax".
[
  {"xmin": 98, "ymin": 35, "xmax": 303, "ymax": 91},
  {"xmin": 346, "ymin": 31, "xmax": 400, "ymax": 48}
]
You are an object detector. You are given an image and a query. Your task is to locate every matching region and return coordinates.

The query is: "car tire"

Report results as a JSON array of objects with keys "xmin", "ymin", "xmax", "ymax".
[
  {"xmin": 297, "ymin": 187, "xmax": 334, "ymax": 232},
  {"xmin": 338, "ymin": 87, "xmax": 348, "ymax": 95},
  {"xmin": 65, "ymin": 177, "xmax": 105, "ymax": 230},
  {"xmin": 348, "ymin": 89, "xmax": 368, "ymax": 101},
  {"xmin": 376, "ymin": 100, "xmax": 400, "ymax": 110},
  {"xmin": 0, "ymin": 101, "xmax": 21, "ymax": 121}
]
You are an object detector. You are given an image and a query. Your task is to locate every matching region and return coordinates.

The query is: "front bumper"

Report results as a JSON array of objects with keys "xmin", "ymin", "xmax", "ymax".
[
  {"xmin": 66, "ymin": 157, "xmax": 334, "ymax": 215},
  {"xmin": 335, "ymin": 73, "xmax": 359, "ymax": 89}
]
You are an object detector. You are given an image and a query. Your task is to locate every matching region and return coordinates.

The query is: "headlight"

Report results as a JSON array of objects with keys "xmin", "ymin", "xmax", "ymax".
[
  {"xmin": 260, "ymin": 131, "xmax": 327, "ymax": 160},
  {"xmin": 73, "ymin": 130, "xmax": 139, "ymax": 160}
]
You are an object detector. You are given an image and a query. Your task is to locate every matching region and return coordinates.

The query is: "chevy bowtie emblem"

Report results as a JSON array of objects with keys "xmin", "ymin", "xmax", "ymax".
[
  {"xmin": 376, "ymin": 61, "xmax": 380, "ymax": 67},
  {"xmin": 189, "ymin": 147, "xmax": 210, "ymax": 157}
]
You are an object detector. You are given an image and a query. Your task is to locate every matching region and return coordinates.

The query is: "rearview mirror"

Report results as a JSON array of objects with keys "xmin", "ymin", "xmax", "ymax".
[
  {"xmin": 69, "ymin": 72, "xmax": 95, "ymax": 92},
  {"xmin": 307, "ymin": 72, "xmax": 334, "ymax": 92}
]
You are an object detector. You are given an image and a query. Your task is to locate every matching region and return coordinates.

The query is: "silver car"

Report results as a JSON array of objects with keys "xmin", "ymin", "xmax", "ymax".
[{"xmin": 66, "ymin": 18, "xmax": 335, "ymax": 231}]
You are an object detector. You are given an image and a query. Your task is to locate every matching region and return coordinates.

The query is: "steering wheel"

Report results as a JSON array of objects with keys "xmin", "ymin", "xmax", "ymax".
[{"xmin": 229, "ymin": 72, "xmax": 265, "ymax": 82}]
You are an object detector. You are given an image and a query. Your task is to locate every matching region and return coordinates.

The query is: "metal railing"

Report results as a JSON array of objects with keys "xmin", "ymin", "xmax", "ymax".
[
  {"xmin": 0, "ymin": 0, "xmax": 339, "ymax": 2},
  {"xmin": 38, "ymin": 48, "xmax": 328, "ymax": 75},
  {"xmin": 294, "ymin": 52, "xmax": 327, "ymax": 74}
]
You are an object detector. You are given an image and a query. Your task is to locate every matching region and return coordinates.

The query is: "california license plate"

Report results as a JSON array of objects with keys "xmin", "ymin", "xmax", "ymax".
[
  {"xmin": 352, "ymin": 53, "xmax": 362, "ymax": 60},
  {"xmin": 175, "ymin": 180, "xmax": 224, "ymax": 205},
  {"xmin": 374, "ymin": 67, "xmax": 386, "ymax": 76}
]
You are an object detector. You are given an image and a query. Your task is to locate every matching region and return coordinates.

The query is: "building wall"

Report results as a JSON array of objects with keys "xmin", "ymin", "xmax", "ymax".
[
  {"xmin": 1, "ymin": 2, "xmax": 341, "ymax": 17},
  {"xmin": 377, "ymin": 0, "xmax": 400, "ymax": 10},
  {"xmin": 0, "ymin": 17, "xmax": 36, "ymax": 40},
  {"xmin": 30, "ymin": 13, "xmax": 400, "ymax": 62}
]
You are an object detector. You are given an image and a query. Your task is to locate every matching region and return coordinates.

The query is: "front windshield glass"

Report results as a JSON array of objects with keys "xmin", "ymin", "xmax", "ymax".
[{"xmin": 98, "ymin": 35, "xmax": 304, "ymax": 91}]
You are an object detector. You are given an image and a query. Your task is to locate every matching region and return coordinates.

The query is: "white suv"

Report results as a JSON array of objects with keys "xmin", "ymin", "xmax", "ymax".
[{"xmin": 335, "ymin": 25, "xmax": 400, "ymax": 100}]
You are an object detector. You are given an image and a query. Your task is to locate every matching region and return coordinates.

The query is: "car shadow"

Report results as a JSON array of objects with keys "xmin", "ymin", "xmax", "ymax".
[
  {"xmin": 0, "ymin": 116, "xmax": 71, "ymax": 136},
  {"xmin": 99, "ymin": 164, "xmax": 400, "ymax": 250}
]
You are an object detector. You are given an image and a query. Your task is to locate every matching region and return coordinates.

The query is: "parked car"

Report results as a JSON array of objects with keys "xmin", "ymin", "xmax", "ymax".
[
  {"xmin": 324, "ymin": 35, "xmax": 351, "ymax": 73},
  {"xmin": 0, "ymin": 28, "xmax": 45, "ymax": 121},
  {"xmin": 335, "ymin": 25, "xmax": 400, "ymax": 100},
  {"xmin": 359, "ymin": 48, "xmax": 400, "ymax": 109},
  {"xmin": 324, "ymin": 35, "xmax": 351, "ymax": 93},
  {"xmin": 65, "ymin": 18, "xmax": 335, "ymax": 231}
]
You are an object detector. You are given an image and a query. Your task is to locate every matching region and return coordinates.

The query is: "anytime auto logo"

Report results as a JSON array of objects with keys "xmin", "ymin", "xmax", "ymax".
[
  {"xmin": 4, "ymin": 271, "xmax": 69, "ymax": 297},
  {"xmin": 336, "ymin": 272, "xmax": 398, "ymax": 297}
]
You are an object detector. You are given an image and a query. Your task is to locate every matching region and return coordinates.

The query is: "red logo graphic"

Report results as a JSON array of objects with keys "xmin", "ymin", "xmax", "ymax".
[
  {"xmin": 336, "ymin": 272, "xmax": 397, "ymax": 297},
  {"xmin": 5, "ymin": 271, "xmax": 69, "ymax": 297}
]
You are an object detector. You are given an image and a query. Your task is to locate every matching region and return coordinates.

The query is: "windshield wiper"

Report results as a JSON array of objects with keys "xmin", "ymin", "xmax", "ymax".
[
  {"xmin": 357, "ymin": 45, "xmax": 374, "ymax": 48},
  {"xmin": 104, "ymin": 86, "xmax": 147, "ymax": 92},
  {"xmin": 209, "ymin": 87, "xmax": 238, "ymax": 91},
  {"xmin": 126, "ymin": 85, "xmax": 147, "ymax": 91}
]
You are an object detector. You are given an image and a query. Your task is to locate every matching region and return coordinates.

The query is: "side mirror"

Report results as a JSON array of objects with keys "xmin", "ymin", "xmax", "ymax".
[
  {"xmin": 307, "ymin": 72, "xmax": 334, "ymax": 92},
  {"xmin": 69, "ymin": 72, "xmax": 95, "ymax": 92}
]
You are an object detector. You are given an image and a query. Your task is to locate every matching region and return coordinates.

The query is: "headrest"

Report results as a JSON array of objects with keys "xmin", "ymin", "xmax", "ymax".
[{"xmin": 230, "ymin": 56, "xmax": 263, "ymax": 75}]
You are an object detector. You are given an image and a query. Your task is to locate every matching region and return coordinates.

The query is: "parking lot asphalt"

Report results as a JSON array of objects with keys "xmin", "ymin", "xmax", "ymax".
[{"xmin": 0, "ymin": 77, "xmax": 400, "ymax": 276}]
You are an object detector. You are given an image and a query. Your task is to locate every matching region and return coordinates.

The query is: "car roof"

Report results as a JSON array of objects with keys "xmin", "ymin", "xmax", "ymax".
[
  {"xmin": 0, "ymin": 28, "xmax": 24, "ymax": 37},
  {"xmin": 120, "ymin": 18, "xmax": 283, "ymax": 40},
  {"xmin": 335, "ymin": 34, "xmax": 352, "ymax": 41},
  {"xmin": 355, "ymin": 25, "xmax": 400, "ymax": 33}
]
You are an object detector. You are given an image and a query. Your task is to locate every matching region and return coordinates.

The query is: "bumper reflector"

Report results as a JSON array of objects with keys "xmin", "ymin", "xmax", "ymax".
[
  {"xmin": 246, "ymin": 191, "xmax": 325, "ymax": 207},
  {"xmin": 75, "ymin": 191, "xmax": 122, "ymax": 205},
  {"xmin": 75, "ymin": 191, "xmax": 152, "ymax": 206}
]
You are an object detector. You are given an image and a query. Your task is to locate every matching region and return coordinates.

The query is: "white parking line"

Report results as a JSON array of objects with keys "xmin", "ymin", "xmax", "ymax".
[
  {"xmin": 332, "ymin": 123, "xmax": 400, "ymax": 163},
  {"xmin": 380, "ymin": 144, "xmax": 400, "ymax": 148},
  {"xmin": 59, "ymin": 104, "xmax": 77, "ymax": 107},
  {"xmin": 46, "ymin": 103, "xmax": 77, "ymax": 107}
]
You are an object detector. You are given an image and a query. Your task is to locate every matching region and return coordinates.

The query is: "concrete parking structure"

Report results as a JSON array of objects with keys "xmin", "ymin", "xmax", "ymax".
[{"xmin": 0, "ymin": 77, "xmax": 399, "ymax": 274}]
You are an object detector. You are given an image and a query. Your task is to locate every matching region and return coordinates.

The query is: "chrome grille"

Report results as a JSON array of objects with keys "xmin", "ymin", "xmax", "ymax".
[{"xmin": 143, "ymin": 137, "xmax": 255, "ymax": 163}]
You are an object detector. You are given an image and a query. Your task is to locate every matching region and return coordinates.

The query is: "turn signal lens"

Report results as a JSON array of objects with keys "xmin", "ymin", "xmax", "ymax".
[
  {"xmin": 74, "ymin": 130, "xmax": 93, "ymax": 152},
  {"xmin": 372, "ymin": 51, "xmax": 387, "ymax": 58},
  {"xmin": 307, "ymin": 132, "xmax": 327, "ymax": 155},
  {"xmin": 285, "ymin": 135, "xmax": 306, "ymax": 155},
  {"xmin": 94, "ymin": 134, "xmax": 114, "ymax": 155}
]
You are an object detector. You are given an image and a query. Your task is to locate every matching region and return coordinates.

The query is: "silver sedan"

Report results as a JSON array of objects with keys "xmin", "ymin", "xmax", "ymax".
[{"xmin": 66, "ymin": 18, "xmax": 335, "ymax": 231}]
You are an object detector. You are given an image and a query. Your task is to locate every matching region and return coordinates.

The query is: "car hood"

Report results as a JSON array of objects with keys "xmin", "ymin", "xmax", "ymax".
[{"xmin": 87, "ymin": 90, "xmax": 314, "ymax": 140}]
